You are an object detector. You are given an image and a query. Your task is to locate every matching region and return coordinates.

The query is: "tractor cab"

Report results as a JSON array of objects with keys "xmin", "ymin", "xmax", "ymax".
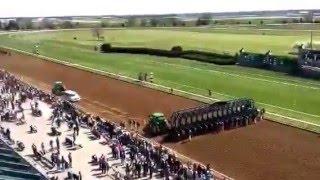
[
  {"xmin": 149, "ymin": 112, "xmax": 169, "ymax": 135},
  {"xmin": 52, "ymin": 81, "xmax": 66, "ymax": 96}
]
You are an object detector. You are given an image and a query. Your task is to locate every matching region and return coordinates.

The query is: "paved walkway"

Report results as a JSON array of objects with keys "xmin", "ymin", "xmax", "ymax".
[{"xmin": 0, "ymin": 100, "xmax": 163, "ymax": 179}]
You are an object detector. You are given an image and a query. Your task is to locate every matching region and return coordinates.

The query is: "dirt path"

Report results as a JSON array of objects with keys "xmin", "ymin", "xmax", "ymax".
[
  {"xmin": 0, "ymin": 53, "xmax": 201, "ymax": 123},
  {"xmin": 165, "ymin": 120, "xmax": 320, "ymax": 180},
  {"xmin": 0, "ymin": 52, "xmax": 319, "ymax": 180}
]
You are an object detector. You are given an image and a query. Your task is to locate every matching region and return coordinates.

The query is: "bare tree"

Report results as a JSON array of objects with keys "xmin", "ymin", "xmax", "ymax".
[
  {"xmin": 150, "ymin": 18, "xmax": 160, "ymax": 27},
  {"xmin": 5, "ymin": 20, "xmax": 19, "ymax": 30},
  {"xmin": 140, "ymin": 19, "xmax": 147, "ymax": 27},
  {"xmin": 196, "ymin": 13, "xmax": 212, "ymax": 26},
  {"xmin": 41, "ymin": 18, "xmax": 56, "ymax": 29},
  {"xmin": 303, "ymin": 11, "xmax": 314, "ymax": 23},
  {"xmin": 16, "ymin": 18, "xmax": 33, "ymax": 29},
  {"xmin": 61, "ymin": 21, "xmax": 74, "ymax": 29},
  {"xmin": 92, "ymin": 27, "xmax": 103, "ymax": 41}
]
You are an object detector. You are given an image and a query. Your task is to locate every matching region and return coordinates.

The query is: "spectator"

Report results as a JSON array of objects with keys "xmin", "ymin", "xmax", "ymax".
[
  {"xmin": 41, "ymin": 142, "xmax": 45, "ymax": 155},
  {"xmin": 49, "ymin": 140, "xmax": 53, "ymax": 150},
  {"xmin": 68, "ymin": 152, "xmax": 72, "ymax": 167},
  {"xmin": 56, "ymin": 137, "xmax": 60, "ymax": 150}
]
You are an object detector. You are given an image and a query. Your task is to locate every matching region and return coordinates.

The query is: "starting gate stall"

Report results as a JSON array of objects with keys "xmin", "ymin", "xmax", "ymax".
[
  {"xmin": 237, "ymin": 49, "xmax": 298, "ymax": 74},
  {"xmin": 167, "ymin": 98, "xmax": 259, "ymax": 141},
  {"xmin": 298, "ymin": 49, "xmax": 320, "ymax": 78},
  {"xmin": 237, "ymin": 49, "xmax": 268, "ymax": 68}
]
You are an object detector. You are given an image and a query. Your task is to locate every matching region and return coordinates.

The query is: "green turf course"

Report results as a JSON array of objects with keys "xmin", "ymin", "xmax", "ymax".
[
  {"xmin": 4, "ymin": 28, "xmax": 320, "ymax": 56},
  {"xmin": 0, "ymin": 28, "xmax": 320, "ymax": 132}
]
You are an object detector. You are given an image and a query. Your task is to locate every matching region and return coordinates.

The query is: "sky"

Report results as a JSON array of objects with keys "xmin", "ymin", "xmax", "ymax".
[{"xmin": 0, "ymin": 0, "xmax": 319, "ymax": 18}]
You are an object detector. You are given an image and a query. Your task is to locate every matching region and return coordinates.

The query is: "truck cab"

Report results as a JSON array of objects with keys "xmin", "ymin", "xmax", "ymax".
[
  {"xmin": 52, "ymin": 81, "xmax": 81, "ymax": 102},
  {"xmin": 62, "ymin": 90, "xmax": 81, "ymax": 102}
]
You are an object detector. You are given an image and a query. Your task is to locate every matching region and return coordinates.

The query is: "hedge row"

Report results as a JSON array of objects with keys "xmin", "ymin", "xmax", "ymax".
[
  {"xmin": 100, "ymin": 43, "xmax": 236, "ymax": 65},
  {"xmin": 181, "ymin": 53, "xmax": 236, "ymax": 65}
]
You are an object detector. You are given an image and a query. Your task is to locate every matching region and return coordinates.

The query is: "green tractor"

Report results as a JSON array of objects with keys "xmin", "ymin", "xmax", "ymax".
[
  {"xmin": 52, "ymin": 81, "xmax": 66, "ymax": 96},
  {"xmin": 148, "ymin": 112, "xmax": 169, "ymax": 135}
]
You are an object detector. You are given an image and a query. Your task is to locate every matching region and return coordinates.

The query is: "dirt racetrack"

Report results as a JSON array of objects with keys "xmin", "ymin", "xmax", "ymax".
[
  {"xmin": 165, "ymin": 120, "xmax": 320, "ymax": 180},
  {"xmin": 0, "ymin": 52, "xmax": 319, "ymax": 180},
  {"xmin": 0, "ymin": 52, "xmax": 202, "ymax": 123}
]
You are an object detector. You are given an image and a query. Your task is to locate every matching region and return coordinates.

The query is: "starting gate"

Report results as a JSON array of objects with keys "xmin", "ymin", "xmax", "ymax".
[{"xmin": 167, "ymin": 98, "xmax": 259, "ymax": 140}]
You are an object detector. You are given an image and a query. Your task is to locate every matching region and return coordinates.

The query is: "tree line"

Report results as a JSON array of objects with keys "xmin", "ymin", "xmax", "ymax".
[
  {"xmin": 0, "ymin": 18, "xmax": 77, "ymax": 31},
  {"xmin": 1, "ymin": 14, "xmax": 319, "ymax": 31},
  {"xmin": 0, "ymin": 14, "xmax": 213, "ymax": 31}
]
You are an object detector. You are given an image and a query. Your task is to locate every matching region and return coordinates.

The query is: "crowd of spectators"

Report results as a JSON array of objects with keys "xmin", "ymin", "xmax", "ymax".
[{"xmin": 0, "ymin": 69, "xmax": 215, "ymax": 180}]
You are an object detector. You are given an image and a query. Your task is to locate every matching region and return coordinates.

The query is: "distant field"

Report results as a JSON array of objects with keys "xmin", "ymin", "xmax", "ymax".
[
  {"xmin": 2, "ymin": 28, "xmax": 319, "ymax": 56},
  {"xmin": 0, "ymin": 28, "xmax": 320, "ymax": 131}
]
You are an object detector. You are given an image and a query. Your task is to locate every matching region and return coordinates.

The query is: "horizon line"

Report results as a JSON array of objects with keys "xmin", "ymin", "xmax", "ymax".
[{"xmin": 0, "ymin": 8, "xmax": 318, "ymax": 19}]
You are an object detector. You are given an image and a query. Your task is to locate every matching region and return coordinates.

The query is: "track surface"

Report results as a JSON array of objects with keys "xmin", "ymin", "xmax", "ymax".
[
  {"xmin": 0, "ymin": 53, "xmax": 319, "ymax": 180},
  {"xmin": 166, "ymin": 120, "xmax": 320, "ymax": 180},
  {"xmin": 0, "ymin": 53, "xmax": 201, "ymax": 123}
]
